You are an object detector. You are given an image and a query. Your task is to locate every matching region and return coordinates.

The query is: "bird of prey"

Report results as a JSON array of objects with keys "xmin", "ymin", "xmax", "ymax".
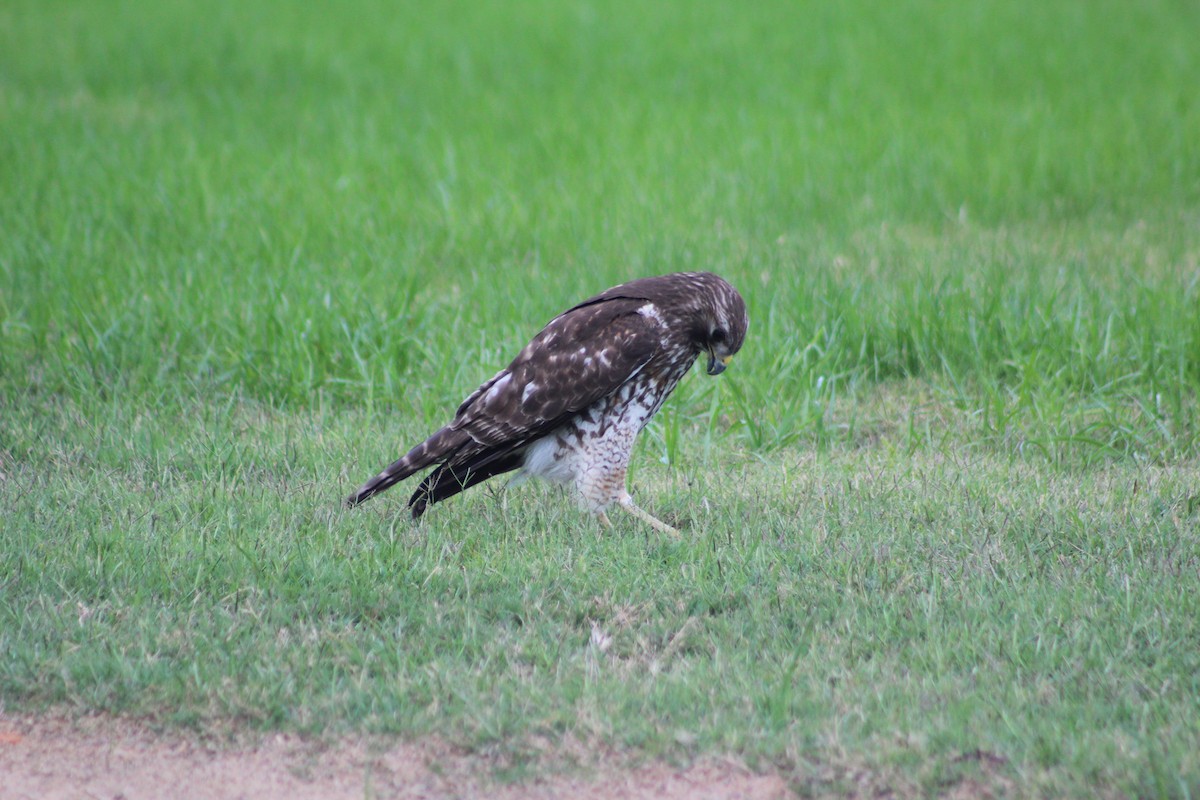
[{"xmin": 346, "ymin": 271, "xmax": 748, "ymax": 535}]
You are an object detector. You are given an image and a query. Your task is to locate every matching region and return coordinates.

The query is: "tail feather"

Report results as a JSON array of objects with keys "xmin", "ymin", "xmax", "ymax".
[
  {"xmin": 345, "ymin": 427, "xmax": 469, "ymax": 507},
  {"xmin": 408, "ymin": 449, "xmax": 526, "ymax": 518}
]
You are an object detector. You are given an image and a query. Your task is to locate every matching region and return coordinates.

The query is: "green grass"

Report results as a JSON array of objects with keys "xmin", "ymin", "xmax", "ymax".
[{"xmin": 2, "ymin": 0, "xmax": 1200, "ymax": 796}]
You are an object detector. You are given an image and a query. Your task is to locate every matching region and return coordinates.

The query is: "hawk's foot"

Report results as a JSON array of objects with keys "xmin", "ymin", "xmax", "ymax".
[{"xmin": 617, "ymin": 497, "xmax": 681, "ymax": 538}]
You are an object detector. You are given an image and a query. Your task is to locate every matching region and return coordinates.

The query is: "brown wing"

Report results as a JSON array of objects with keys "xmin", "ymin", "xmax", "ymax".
[
  {"xmin": 451, "ymin": 298, "xmax": 660, "ymax": 446},
  {"xmin": 404, "ymin": 299, "xmax": 662, "ymax": 514}
]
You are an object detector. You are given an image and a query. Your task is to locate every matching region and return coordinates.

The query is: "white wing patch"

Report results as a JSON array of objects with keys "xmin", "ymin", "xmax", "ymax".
[
  {"xmin": 484, "ymin": 373, "xmax": 512, "ymax": 402},
  {"xmin": 637, "ymin": 302, "xmax": 665, "ymax": 326}
]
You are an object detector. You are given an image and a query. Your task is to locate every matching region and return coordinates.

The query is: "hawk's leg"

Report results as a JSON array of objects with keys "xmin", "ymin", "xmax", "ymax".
[
  {"xmin": 617, "ymin": 494, "xmax": 680, "ymax": 537},
  {"xmin": 596, "ymin": 501, "xmax": 679, "ymax": 537},
  {"xmin": 582, "ymin": 456, "xmax": 679, "ymax": 536}
]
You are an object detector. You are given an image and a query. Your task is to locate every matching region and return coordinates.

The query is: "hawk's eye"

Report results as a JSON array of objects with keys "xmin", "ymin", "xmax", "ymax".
[{"xmin": 711, "ymin": 328, "xmax": 728, "ymax": 345}]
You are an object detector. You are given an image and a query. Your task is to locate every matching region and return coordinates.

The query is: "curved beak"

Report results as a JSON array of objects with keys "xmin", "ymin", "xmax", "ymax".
[{"xmin": 706, "ymin": 352, "xmax": 733, "ymax": 376}]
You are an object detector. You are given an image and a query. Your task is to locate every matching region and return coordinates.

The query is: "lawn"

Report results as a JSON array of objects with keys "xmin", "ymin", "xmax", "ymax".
[{"xmin": 2, "ymin": 0, "xmax": 1199, "ymax": 796}]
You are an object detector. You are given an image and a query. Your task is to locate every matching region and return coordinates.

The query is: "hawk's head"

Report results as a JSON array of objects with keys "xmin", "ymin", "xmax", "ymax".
[
  {"xmin": 690, "ymin": 272, "xmax": 749, "ymax": 376},
  {"xmin": 619, "ymin": 271, "xmax": 748, "ymax": 376}
]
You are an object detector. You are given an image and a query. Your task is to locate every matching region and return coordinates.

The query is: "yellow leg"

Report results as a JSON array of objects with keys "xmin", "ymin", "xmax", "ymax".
[{"xmin": 618, "ymin": 496, "xmax": 680, "ymax": 538}]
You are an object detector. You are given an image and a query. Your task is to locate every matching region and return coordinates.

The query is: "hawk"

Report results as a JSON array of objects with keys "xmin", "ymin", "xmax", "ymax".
[{"xmin": 346, "ymin": 271, "xmax": 748, "ymax": 534}]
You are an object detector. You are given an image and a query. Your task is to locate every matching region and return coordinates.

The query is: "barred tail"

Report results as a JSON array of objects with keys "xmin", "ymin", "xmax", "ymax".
[{"xmin": 345, "ymin": 427, "xmax": 469, "ymax": 507}]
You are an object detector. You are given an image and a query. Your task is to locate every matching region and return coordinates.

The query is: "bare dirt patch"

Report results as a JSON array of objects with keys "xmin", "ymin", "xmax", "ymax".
[{"xmin": 0, "ymin": 712, "xmax": 792, "ymax": 800}]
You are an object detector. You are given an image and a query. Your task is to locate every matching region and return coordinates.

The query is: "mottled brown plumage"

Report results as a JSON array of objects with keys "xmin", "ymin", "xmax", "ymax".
[{"xmin": 346, "ymin": 272, "xmax": 748, "ymax": 534}]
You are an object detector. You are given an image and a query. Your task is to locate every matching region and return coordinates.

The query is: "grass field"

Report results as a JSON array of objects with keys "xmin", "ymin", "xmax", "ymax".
[{"xmin": 3, "ymin": 0, "xmax": 1199, "ymax": 796}]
